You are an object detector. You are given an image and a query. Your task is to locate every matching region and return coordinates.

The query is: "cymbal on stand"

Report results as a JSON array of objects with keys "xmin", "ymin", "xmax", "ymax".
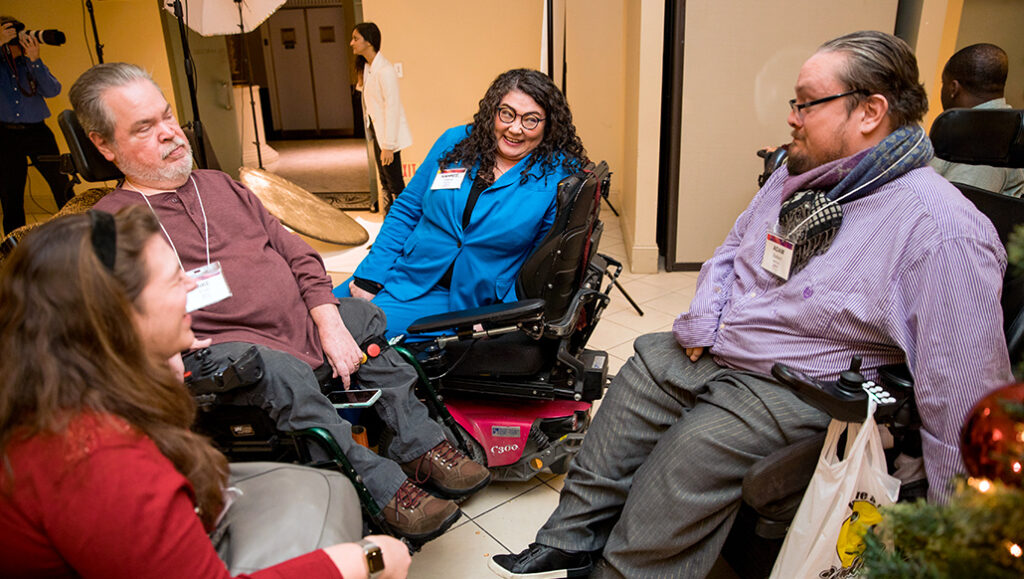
[{"xmin": 240, "ymin": 168, "xmax": 369, "ymax": 246}]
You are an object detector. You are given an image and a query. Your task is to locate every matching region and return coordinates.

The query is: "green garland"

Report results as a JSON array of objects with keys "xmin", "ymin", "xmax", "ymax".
[{"xmin": 860, "ymin": 480, "xmax": 1024, "ymax": 577}]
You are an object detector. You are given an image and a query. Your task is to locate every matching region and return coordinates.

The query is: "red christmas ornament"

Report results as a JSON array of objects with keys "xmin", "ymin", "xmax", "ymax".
[{"xmin": 961, "ymin": 382, "xmax": 1024, "ymax": 487}]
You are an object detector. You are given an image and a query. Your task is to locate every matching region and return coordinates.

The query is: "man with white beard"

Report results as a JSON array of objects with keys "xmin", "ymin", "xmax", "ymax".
[{"xmin": 68, "ymin": 62, "xmax": 491, "ymax": 542}]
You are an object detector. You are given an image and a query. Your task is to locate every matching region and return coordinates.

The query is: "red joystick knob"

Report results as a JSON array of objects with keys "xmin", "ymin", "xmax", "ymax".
[{"xmin": 366, "ymin": 343, "xmax": 381, "ymax": 358}]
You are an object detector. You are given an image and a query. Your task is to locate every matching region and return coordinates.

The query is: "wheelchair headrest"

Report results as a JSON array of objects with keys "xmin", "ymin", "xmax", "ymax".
[
  {"xmin": 930, "ymin": 108, "xmax": 1024, "ymax": 169},
  {"xmin": 517, "ymin": 161, "xmax": 609, "ymax": 320},
  {"xmin": 58, "ymin": 109, "xmax": 123, "ymax": 183}
]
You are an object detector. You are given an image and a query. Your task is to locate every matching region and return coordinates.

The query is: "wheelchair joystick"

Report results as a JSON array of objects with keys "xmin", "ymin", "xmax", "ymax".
[
  {"xmin": 772, "ymin": 356, "xmax": 905, "ymax": 423},
  {"xmin": 195, "ymin": 348, "xmax": 219, "ymax": 376},
  {"xmin": 184, "ymin": 346, "xmax": 265, "ymax": 395},
  {"xmin": 837, "ymin": 356, "xmax": 866, "ymax": 395}
]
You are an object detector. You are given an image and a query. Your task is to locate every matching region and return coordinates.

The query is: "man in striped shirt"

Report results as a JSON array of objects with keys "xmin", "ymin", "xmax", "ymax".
[{"xmin": 491, "ymin": 31, "xmax": 1012, "ymax": 579}]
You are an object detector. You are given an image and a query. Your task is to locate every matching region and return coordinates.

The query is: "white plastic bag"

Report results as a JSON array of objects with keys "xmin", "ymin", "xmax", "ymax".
[{"xmin": 769, "ymin": 404, "xmax": 901, "ymax": 578}]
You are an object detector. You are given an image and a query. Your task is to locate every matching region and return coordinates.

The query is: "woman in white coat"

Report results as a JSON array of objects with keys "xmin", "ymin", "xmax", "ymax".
[{"xmin": 351, "ymin": 22, "xmax": 412, "ymax": 213}]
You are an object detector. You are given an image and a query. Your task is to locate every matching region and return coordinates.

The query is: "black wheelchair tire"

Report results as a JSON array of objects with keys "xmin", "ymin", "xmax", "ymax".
[{"xmin": 444, "ymin": 421, "xmax": 488, "ymax": 468}]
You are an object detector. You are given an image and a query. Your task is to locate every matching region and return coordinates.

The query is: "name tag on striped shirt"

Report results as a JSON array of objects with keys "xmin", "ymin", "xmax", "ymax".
[{"xmin": 762, "ymin": 233, "xmax": 794, "ymax": 280}]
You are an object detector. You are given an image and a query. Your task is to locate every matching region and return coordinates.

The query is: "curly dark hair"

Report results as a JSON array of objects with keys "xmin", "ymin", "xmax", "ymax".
[{"xmin": 440, "ymin": 68, "xmax": 587, "ymax": 184}]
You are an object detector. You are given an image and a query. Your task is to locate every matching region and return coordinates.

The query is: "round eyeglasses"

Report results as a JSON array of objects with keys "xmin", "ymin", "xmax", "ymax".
[
  {"xmin": 788, "ymin": 89, "xmax": 867, "ymax": 119},
  {"xmin": 497, "ymin": 105, "xmax": 545, "ymax": 130}
]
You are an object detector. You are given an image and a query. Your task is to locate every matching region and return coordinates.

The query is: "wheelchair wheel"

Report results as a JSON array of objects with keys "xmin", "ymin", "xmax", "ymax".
[{"xmin": 445, "ymin": 422, "xmax": 487, "ymax": 468}]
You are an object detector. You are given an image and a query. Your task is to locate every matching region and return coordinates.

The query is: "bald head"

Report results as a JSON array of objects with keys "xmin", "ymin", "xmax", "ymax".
[{"xmin": 941, "ymin": 43, "xmax": 1008, "ymax": 109}]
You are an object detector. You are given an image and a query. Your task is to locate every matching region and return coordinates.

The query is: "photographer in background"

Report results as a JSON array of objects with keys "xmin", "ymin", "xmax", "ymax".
[{"xmin": 0, "ymin": 15, "xmax": 71, "ymax": 237}]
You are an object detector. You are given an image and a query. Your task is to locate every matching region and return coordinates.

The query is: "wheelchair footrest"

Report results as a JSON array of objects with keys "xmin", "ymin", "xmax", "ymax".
[
  {"xmin": 579, "ymin": 349, "xmax": 609, "ymax": 401},
  {"xmin": 489, "ymin": 431, "xmax": 586, "ymax": 482}
]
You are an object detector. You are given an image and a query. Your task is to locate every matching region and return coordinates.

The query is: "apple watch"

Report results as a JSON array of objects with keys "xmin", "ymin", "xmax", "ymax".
[{"xmin": 357, "ymin": 539, "xmax": 385, "ymax": 577}]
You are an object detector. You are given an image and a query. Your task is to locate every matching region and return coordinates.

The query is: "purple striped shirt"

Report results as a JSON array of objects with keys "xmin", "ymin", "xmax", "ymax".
[{"xmin": 674, "ymin": 163, "xmax": 1012, "ymax": 502}]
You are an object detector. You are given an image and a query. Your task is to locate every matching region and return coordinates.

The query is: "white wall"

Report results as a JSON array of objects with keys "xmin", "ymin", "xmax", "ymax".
[{"xmin": 672, "ymin": 0, "xmax": 899, "ymax": 265}]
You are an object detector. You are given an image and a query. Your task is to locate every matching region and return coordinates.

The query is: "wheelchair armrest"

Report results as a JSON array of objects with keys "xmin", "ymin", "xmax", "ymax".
[
  {"xmin": 742, "ymin": 431, "xmax": 827, "ymax": 522},
  {"xmin": 407, "ymin": 298, "xmax": 546, "ymax": 334},
  {"xmin": 771, "ymin": 362, "xmax": 916, "ymax": 424}
]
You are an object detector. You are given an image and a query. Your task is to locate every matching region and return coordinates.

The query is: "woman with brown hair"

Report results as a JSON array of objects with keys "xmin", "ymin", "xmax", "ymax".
[{"xmin": 0, "ymin": 205, "xmax": 409, "ymax": 578}]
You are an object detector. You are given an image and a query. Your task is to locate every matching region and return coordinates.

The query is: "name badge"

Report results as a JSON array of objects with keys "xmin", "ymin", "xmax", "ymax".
[
  {"xmin": 761, "ymin": 232, "xmax": 794, "ymax": 280},
  {"xmin": 431, "ymin": 168, "xmax": 468, "ymax": 190},
  {"xmin": 186, "ymin": 261, "xmax": 232, "ymax": 312}
]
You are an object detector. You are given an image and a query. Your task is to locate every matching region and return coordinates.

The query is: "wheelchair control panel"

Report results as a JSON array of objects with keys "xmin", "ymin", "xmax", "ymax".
[
  {"xmin": 771, "ymin": 356, "xmax": 914, "ymax": 423},
  {"xmin": 185, "ymin": 346, "xmax": 265, "ymax": 396}
]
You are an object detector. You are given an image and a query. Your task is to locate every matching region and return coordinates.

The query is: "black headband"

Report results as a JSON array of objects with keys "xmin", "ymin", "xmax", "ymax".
[{"xmin": 88, "ymin": 210, "xmax": 117, "ymax": 271}]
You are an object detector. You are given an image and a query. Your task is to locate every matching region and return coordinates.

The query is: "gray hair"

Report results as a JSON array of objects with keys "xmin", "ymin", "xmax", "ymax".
[
  {"xmin": 818, "ymin": 31, "xmax": 929, "ymax": 128},
  {"xmin": 69, "ymin": 63, "xmax": 161, "ymax": 141}
]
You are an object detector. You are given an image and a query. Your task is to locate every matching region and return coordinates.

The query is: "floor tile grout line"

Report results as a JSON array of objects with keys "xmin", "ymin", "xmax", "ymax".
[
  {"xmin": 461, "ymin": 478, "xmax": 546, "ymax": 520},
  {"xmin": 471, "ymin": 518, "xmax": 515, "ymax": 555},
  {"xmin": 540, "ymin": 477, "xmax": 563, "ymax": 493}
]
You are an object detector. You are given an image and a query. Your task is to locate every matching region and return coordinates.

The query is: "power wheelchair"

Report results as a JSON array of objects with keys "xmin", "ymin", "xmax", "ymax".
[
  {"xmin": 718, "ymin": 107, "xmax": 1024, "ymax": 578},
  {"xmin": 393, "ymin": 160, "xmax": 616, "ymax": 482}
]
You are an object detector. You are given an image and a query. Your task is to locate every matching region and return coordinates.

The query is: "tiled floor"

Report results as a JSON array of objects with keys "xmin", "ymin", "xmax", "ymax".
[{"xmin": 317, "ymin": 210, "xmax": 702, "ymax": 577}]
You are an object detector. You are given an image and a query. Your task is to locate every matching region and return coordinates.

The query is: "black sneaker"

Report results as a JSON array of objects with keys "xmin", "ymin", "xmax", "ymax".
[{"xmin": 488, "ymin": 543, "xmax": 593, "ymax": 578}]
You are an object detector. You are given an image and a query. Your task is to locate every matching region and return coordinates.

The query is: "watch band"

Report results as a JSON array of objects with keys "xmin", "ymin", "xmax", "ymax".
[{"xmin": 357, "ymin": 539, "xmax": 385, "ymax": 577}]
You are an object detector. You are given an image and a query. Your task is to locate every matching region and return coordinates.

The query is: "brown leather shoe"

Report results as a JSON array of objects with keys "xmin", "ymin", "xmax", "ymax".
[
  {"xmin": 382, "ymin": 479, "xmax": 461, "ymax": 541},
  {"xmin": 402, "ymin": 440, "xmax": 492, "ymax": 498}
]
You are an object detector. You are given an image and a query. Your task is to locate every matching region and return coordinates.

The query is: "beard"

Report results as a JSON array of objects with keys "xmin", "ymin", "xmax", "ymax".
[
  {"xmin": 115, "ymin": 137, "xmax": 195, "ymax": 187},
  {"xmin": 785, "ymin": 148, "xmax": 815, "ymax": 175},
  {"xmin": 786, "ymin": 123, "xmax": 850, "ymax": 176}
]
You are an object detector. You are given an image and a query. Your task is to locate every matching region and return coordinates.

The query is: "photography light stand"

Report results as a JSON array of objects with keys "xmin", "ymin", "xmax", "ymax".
[
  {"xmin": 169, "ymin": 0, "xmax": 208, "ymax": 169},
  {"xmin": 235, "ymin": 0, "xmax": 263, "ymax": 168},
  {"xmin": 85, "ymin": 0, "xmax": 104, "ymax": 63}
]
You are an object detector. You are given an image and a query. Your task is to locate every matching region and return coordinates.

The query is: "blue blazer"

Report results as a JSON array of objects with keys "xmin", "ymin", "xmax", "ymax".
[{"xmin": 354, "ymin": 125, "xmax": 569, "ymax": 312}]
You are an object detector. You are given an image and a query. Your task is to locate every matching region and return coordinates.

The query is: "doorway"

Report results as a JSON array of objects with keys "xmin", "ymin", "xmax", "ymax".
[{"xmin": 251, "ymin": 1, "xmax": 375, "ymax": 210}]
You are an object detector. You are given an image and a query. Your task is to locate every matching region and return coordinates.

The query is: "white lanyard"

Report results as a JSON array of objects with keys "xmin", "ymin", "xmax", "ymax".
[{"xmin": 125, "ymin": 175, "xmax": 211, "ymax": 271}]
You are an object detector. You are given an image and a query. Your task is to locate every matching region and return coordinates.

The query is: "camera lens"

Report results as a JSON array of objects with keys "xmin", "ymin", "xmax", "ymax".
[{"xmin": 26, "ymin": 29, "xmax": 66, "ymax": 46}]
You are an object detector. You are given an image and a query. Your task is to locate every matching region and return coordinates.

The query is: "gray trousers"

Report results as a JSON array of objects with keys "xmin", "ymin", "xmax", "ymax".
[
  {"xmin": 215, "ymin": 462, "xmax": 362, "ymax": 574},
  {"xmin": 535, "ymin": 332, "xmax": 829, "ymax": 578},
  {"xmin": 198, "ymin": 298, "xmax": 445, "ymax": 507}
]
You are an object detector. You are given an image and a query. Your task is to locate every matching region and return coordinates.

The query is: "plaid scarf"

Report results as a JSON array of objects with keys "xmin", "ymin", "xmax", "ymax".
[{"xmin": 776, "ymin": 125, "xmax": 933, "ymax": 276}]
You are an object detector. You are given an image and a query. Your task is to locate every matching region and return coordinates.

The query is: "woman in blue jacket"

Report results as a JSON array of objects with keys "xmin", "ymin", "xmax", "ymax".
[{"xmin": 335, "ymin": 68, "xmax": 587, "ymax": 336}]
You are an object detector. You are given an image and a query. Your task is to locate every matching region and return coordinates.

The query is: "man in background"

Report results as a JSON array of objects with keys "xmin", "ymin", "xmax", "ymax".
[
  {"xmin": 0, "ymin": 16, "xmax": 71, "ymax": 237},
  {"xmin": 931, "ymin": 43, "xmax": 1023, "ymax": 198}
]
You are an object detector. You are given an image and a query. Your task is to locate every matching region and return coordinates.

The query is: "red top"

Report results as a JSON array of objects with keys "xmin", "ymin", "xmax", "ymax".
[{"xmin": 0, "ymin": 412, "xmax": 342, "ymax": 579}]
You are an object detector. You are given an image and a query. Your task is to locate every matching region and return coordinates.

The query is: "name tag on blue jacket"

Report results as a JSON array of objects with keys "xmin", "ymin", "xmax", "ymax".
[{"xmin": 431, "ymin": 168, "xmax": 468, "ymax": 190}]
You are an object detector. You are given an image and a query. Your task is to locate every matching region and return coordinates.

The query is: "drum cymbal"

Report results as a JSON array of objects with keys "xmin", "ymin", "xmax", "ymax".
[{"xmin": 240, "ymin": 168, "xmax": 369, "ymax": 246}]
